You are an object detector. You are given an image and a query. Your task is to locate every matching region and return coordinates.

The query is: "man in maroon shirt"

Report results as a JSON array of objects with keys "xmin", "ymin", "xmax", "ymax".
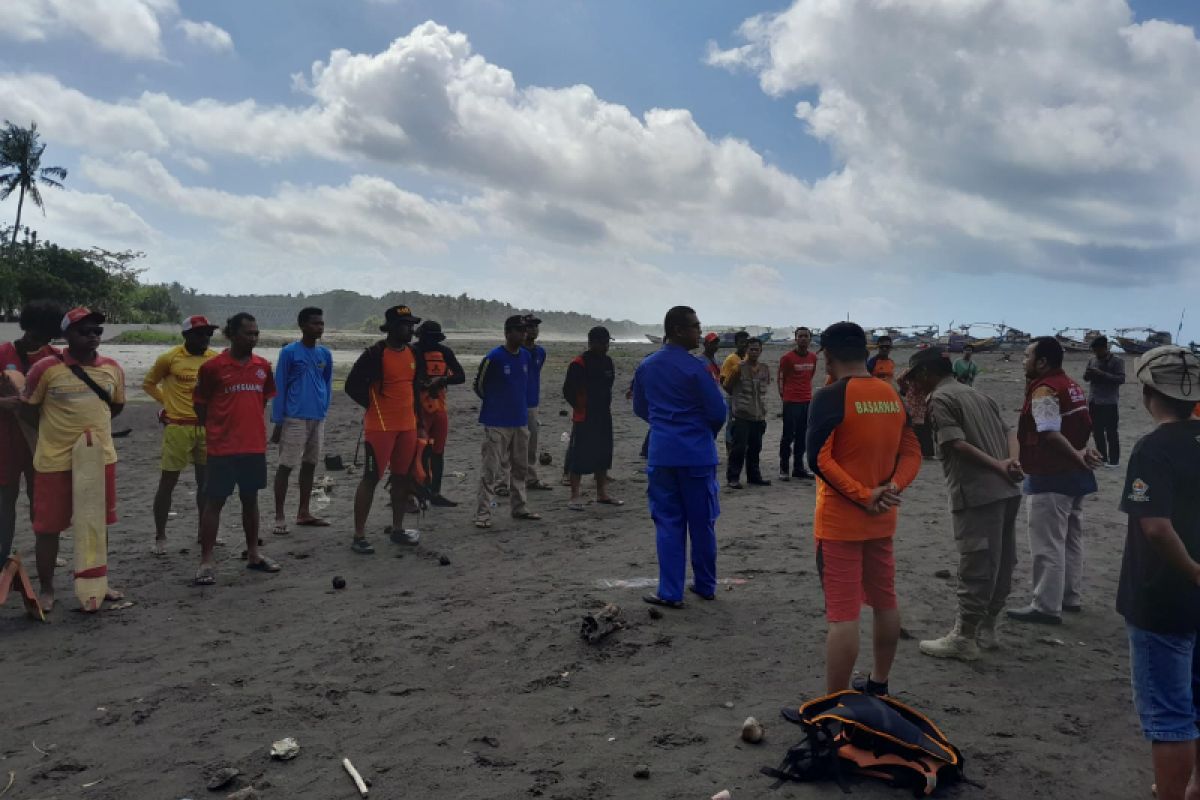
[
  {"xmin": 778, "ymin": 326, "xmax": 817, "ymax": 480},
  {"xmin": 0, "ymin": 301, "xmax": 63, "ymax": 563},
  {"xmin": 192, "ymin": 313, "xmax": 278, "ymax": 586}
]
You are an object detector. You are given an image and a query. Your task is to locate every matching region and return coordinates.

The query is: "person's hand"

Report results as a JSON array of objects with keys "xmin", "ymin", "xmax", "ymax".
[
  {"xmin": 0, "ymin": 395, "xmax": 21, "ymax": 411},
  {"xmin": 1004, "ymin": 458, "xmax": 1025, "ymax": 482},
  {"xmin": 867, "ymin": 483, "xmax": 903, "ymax": 514},
  {"xmin": 1081, "ymin": 447, "xmax": 1104, "ymax": 469},
  {"xmin": 270, "ymin": 424, "xmax": 282, "ymax": 444}
]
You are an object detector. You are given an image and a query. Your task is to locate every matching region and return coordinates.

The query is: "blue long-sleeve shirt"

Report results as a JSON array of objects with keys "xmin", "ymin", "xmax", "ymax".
[
  {"xmin": 474, "ymin": 345, "xmax": 533, "ymax": 427},
  {"xmin": 271, "ymin": 341, "xmax": 333, "ymax": 424},
  {"xmin": 633, "ymin": 343, "xmax": 727, "ymax": 467}
]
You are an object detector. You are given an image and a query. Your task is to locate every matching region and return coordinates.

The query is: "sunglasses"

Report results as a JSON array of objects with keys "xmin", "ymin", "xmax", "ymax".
[{"xmin": 75, "ymin": 326, "xmax": 104, "ymax": 337}]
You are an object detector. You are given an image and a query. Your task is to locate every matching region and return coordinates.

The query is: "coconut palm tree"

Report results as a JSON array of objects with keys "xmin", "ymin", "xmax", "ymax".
[{"xmin": 0, "ymin": 121, "xmax": 68, "ymax": 245}]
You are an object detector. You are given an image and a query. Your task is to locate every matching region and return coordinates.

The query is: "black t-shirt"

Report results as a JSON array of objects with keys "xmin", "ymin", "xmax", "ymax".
[{"xmin": 1116, "ymin": 420, "xmax": 1200, "ymax": 634}]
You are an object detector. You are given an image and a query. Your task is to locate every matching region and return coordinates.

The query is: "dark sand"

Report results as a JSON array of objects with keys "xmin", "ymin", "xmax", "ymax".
[{"xmin": 1, "ymin": 343, "xmax": 1150, "ymax": 799}]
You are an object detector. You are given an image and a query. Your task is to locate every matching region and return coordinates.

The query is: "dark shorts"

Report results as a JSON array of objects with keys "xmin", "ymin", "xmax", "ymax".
[{"xmin": 204, "ymin": 453, "xmax": 267, "ymax": 499}]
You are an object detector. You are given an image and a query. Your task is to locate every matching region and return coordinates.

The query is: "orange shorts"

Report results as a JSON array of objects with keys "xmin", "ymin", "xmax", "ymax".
[
  {"xmin": 816, "ymin": 537, "xmax": 897, "ymax": 623},
  {"xmin": 33, "ymin": 465, "xmax": 117, "ymax": 534},
  {"xmin": 364, "ymin": 429, "xmax": 418, "ymax": 481}
]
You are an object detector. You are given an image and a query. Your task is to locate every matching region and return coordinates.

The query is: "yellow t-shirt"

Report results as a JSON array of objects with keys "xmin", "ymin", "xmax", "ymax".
[
  {"xmin": 23, "ymin": 353, "xmax": 126, "ymax": 472},
  {"xmin": 720, "ymin": 352, "xmax": 745, "ymax": 385},
  {"xmin": 142, "ymin": 344, "xmax": 217, "ymax": 423}
]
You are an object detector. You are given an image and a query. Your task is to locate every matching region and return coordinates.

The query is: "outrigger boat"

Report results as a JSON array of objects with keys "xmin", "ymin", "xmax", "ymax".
[
  {"xmin": 1055, "ymin": 328, "xmax": 1103, "ymax": 353},
  {"xmin": 648, "ymin": 326, "xmax": 774, "ymax": 347},
  {"xmin": 970, "ymin": 322, "xmax": 1031, "ymax": 352},
  {"xmin": 1114, "ymin": 327, "xmax": 1173, "ymax": 355}
]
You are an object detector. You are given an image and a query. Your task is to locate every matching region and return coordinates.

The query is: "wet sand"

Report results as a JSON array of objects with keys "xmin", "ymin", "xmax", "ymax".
[{"xmin": 0, "ymin": 343, "xmax": 1152, "ymax": 799}]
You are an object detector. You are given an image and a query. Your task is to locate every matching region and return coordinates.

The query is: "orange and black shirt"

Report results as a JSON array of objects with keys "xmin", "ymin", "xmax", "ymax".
[
  {"xmin": 414, "ymin": 342, "xmax": 465, "ymax": 415},
  {"xmin": 806, "ymin": 376, "xmax": 922, "ymax": 541}
]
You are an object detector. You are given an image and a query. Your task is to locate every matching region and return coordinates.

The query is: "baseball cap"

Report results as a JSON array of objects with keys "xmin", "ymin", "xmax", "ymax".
[
  {"xmin": 504, "ymin": 314, "xmax": 528, "ymax": 332},
  {"xmin": 588, "ymin": 326, "xmax": 611, "ymax": 342},
  {"xmin": 819, "ymin": 322, "xmax": 868, "ymax": 352},
  {"xmin": 703, "ymin": 332, "xmax": 720, "ymax": 344},
  {"xmin": 182, "ymin": 314, "xmax": 217, "ymax": 333},
  {"xmin": 522, "ymin": 314, "xmax": 543, "ymax": 327},
  {"xmin": 1135, "ymin": 345, "xmax": 1198, "ymax": 402},
  {"xmin": 61, "ymin": 306, "xmax": 105, "ymax": 332},
  {"xmin": 380, "ymin": 305, "xmax": 421, "ymax": 331}
]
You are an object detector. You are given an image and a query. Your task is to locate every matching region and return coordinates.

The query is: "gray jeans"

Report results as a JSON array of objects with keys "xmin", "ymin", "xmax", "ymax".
[
  {"xmin": 476, "ymin": 426, "xmax": 530, "ymax": 522},
  {"xmin": 952, "ymin": 496, "xmax": 1021, "ymax": 632},
  {"xmin": 526, "ymin": 407, "xmax": 541, "ymax": 483},
  {"xmin": 1027, "ymin": 492, "xmax": 1085, "ymax": 615}
]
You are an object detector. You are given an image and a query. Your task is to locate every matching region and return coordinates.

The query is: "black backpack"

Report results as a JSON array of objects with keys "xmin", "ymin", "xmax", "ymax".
[{"xmin": 762, "ymin": 690, "xmax": 970, "ymax": 796}]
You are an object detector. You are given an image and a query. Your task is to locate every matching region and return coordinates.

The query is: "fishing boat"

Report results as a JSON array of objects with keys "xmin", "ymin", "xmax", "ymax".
[
  {"xmin": 647, "ymin": 326, "xmax": 775, "ymax": 347},
  {"xmin": 1114, "ymin": 328, "xmax": 1172, "ymax": 355},
  {"xmin": 931, "ymin": 323, "xmax": 997, "ymax": 353},
  {"xmin": 972, "ymin": 322, "xmax": 1031, "ymax": 352},
  {"xmin": 1055, "ymin": 328, "xmax": 1103, "ymax": 353}
]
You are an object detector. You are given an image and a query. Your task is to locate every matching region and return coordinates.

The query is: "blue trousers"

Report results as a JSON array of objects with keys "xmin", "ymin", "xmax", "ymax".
[{"xmin": 647, "ymin": 465, "xmax": 720, "ymax": 603}]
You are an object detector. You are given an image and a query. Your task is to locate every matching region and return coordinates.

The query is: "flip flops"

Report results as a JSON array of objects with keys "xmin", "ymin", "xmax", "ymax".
[
  {"xmin": 642, "ymin": 594, "xmax": 685, "ymax": 610},
  {"xmin": 512, "ymin": 511, "xmax": 542, "ymax": 521},
  {"xmin": 688, "ymin": 586, "xmax": 716, "ymax": 601},
  {"xmin": 350, "ymin": 538, "xmax": 375, "ymax": 554},
  {"xmin": 246, "ymin": 556, "xmax": 281, "ymax": 573},
  {"xmin": 596, "ymin": 497, "xmax": 624, "ymax": 506},
  {"xmin": 295, "ymin": 517, "xmax": 330, "ymax": 527},
  {"xmin": 473, "ymin": 519, "xmax": 492, "ymax": 529},
  {"xmin": 527, "ymin": 480, "xmax": 554, "ymax": 491},
  {"xmin": 567, "ymin": 502, "xmax": 585, "ymax": 512},
  {"xmin": 271, "ymin": 523, "xmax": 290, "ymax": 536},
  {"xmin": 194, "ymin": 566, "xmax": 216, "ymax": 586}
]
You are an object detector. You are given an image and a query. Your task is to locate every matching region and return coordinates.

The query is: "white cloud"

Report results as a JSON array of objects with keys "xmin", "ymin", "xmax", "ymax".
[
  {"xmin": 79, "ymin": 152, "xmax": 477, "ymax": 255},
  {"xmin": 14, "ymin": 188, "xmax": 157, "ymax": 250},
  {"xmin": 177, "ymin": 19, "xmax": 234, "ymax": 53},
  {"xmin": 0, "ymin": 0, "xmax": 178, "ymax": 59},
  {"xmin": 708, "ymin": 0, "xmax": 1200, "ymax": 279}
]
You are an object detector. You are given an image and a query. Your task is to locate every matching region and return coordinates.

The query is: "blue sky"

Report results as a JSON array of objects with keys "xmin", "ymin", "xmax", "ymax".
[{"xmin": 1, "ymin": 0, "xmax": 1197, "ymax": 340}]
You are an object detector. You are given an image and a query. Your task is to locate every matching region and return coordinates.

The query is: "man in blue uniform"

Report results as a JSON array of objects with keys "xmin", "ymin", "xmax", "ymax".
[{"xmin": 633, "ymin": 305, "xmax": 728, "ymax": 608}]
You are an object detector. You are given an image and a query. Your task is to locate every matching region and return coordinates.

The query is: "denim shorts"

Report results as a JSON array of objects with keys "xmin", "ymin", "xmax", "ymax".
[{"xmin": 1127, "ymin": 623, "xmax": 1200, "ymax": 742}]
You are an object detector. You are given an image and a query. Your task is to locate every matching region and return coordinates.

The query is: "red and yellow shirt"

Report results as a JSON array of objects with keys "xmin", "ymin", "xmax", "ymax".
[{"xmin": 24, "ymin": 351, "xmax": 126, "ymax": 472}]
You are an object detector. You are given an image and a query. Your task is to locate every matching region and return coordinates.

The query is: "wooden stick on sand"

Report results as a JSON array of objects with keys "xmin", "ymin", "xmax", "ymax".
[{"xmin": 342, "ymin": 758, "xmax": 368, "ymax": 797}]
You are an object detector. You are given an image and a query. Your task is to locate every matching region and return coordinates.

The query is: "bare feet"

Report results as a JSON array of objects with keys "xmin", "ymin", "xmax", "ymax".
[
  {"xmin": 151, "ymin": 538, "xmax": 166, "ymax": 556},
  {"xmin": 104, "ymin": 588, "xmax": 124, "ymax": 602}
]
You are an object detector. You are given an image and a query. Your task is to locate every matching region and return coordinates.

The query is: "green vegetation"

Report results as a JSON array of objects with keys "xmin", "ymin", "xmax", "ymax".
[
  {"xmin": 170, "ymin": 287, "xmax": 647, "ymax": 335},
  {"xmin": 108, "ymin": 329, "xmax": 181, "ymax": 345},
  {"xmin": 0, "ymin": 229, "xmax": 182, "ymax": 323},
  {"xmin": 0, "ymin": 121, "xmax": 67, "ymax": 245}
]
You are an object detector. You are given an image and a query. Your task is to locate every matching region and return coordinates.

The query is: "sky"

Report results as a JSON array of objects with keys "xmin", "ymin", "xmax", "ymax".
[{"xmin": 1, "ymin": 0, "xmax": 1197, "ymax": 339}]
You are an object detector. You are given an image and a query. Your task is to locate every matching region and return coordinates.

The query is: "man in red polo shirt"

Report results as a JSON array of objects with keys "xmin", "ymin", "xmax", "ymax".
[
  {"xmin": 192, "ymin": 312, "xmax": 278, "ymax": 586},
  {"xmin": 778, "ymin": 326, "xmax": 818, "ymax": 481}
]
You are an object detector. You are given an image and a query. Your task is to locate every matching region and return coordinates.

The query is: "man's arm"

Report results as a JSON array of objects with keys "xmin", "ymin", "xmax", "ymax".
[
  {"xmin": 632, "ymin": 366, "xmax": 649, "ymax": 423},
  {"xmin": 1031, "ymin": 385, "xmax": 1099, "ymax": 468},
  {"xmin": 700, "ymin": 366, "xmax": 728, "ymax": 431},
  {"xmin": 142, "ymin": 352, "xmax": 169, "ymax": 404},
  {"xmin": 562, "ymin": 359, "xmax": 583, "ymax": 408},
  {"xmin": 442, "ymin": 348, "xmax": 467, "ymax": 387},
  {"xmin": 271, "ymin": 346, "xmax": 291, "ymax": 425},
  {"xmin": 193, "ymin": 362, "xmax": 211, "ymax": 426},
  {"xmin": 806, "ymin": 383, "xmax": 872, "ymax": 506},
  {"xmin": 322, "ymin": 347, "xmax": 334, "ymax": 415},
  {"xmin": 777, "ymin": 355, "xmax": 788, "ymax": 398},
  {"xmin": 473, "ymin": 355, "xmax": 491, "ymax": 400},
  {"xmin": 890, "ymin": 424, "xmax": 923, "ymax": 491},
  {"xmin": 1140, "ymin": 518, "xmax": 1200, "ymax": 585}
]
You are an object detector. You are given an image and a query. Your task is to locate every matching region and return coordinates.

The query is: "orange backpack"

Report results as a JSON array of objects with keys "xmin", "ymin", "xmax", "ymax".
[{"xmin": 762, "ymin": 690, "xmax": 970, "ymax": 796}]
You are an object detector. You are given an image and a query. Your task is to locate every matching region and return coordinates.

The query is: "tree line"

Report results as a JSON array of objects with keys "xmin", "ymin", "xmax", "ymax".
[{"xmin": 168, "ymin": 287, "xmax": 648, "ymax": 335}]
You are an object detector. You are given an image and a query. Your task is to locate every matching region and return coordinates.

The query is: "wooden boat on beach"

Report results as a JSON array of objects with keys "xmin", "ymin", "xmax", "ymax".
[{"xmin": 1114, "ymin": 328, "xmax": 1172, "ymax": 355}]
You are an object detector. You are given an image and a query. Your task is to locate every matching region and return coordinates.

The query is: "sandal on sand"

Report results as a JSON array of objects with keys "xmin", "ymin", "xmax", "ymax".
[
  {"xmin": 194, "ymin": 566, "xmax": 216, "ymax": 586},
  {"xmin": 151, "ymin": 539, "xmax": 166, "ymax": 556},
  {"xmin": 105, "ymin": 589, "xmax": 125, "ymax": 602},
  {"xmin": 688, "ymin": 586, "xmax": 716, "ymax": 601},
  {"xmin": 512, "ymin": 511, "xmax": 542, "ymax": 521},
  {"xmin": 474, "ymin": 519, "xmax": 492, "ymax": 529},
  {"xmin": 496, "ymin": 486, "xmax": 510, "ymax": 497},
  {"xmin": 271, "ymin": 522, "xmax": 290, "ymax": 536},
  {"xmin": 246, "ymin": 556, "xmax": 281, "ymax": 573},
  {"xmin": 567, "ymin": 502, "xmax": 585, "ymax": 512},
  {"xmin": 295, "ymin": 516, "xmax": 330, "ymax": 527},
  {"xmin": 527, "ymin": 480, "xmax": 554, "ymax": 491},
  {"xmin": 642, "ymin": 594, "xmax": 685, "ymax": 610},
  {"xmin": 596, "ymin": 497, "xmax": 624, "ymax": 506},
  {"xmin": 350, "ymin": 538, "xmax": 375, "ymax": 554}
]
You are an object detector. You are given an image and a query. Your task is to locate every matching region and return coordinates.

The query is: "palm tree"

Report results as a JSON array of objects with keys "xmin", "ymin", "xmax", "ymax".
[{"xmin": 0, "ymin": 121, "xmax": 68, "ymax": 245}]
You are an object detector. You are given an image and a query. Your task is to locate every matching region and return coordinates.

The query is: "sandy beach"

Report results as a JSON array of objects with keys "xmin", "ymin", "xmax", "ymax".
[{"xmin": 0, "ymin": 340, "xmax": 1152, "ymax": 799}]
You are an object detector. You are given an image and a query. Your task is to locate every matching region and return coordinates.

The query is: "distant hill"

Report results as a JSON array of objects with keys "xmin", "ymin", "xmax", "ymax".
[{"xmin": 167, "ymin": 286, "xmax": 649, "ymax": 335}]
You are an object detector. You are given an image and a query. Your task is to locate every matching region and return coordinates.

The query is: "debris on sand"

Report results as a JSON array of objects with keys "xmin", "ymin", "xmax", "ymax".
[
  {"xmin": 580, "ymin": 603, "xmax": 625, "ymax": 643},
  {"xmin": 207, "ymin": 766, "xmax": 239, "ymax": 790},
  {"xmin": 741, "ymin": 717, "xmax": 764, "ymax": 743},
  {"xmin": 269, "ymin": 737, "xmax": 300, "ymax": 760},
  {"xmin": 633, "ymin": 764, "xmax": 650, "ymax": 779}
]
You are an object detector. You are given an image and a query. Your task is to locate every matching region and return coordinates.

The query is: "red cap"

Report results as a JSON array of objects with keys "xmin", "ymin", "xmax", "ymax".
[
  {"xmin": 703, "ymin": 332, "xmax": 720, "ymax": 344},
  {"xmin": 182, "ymin": 315, "xmax": 218, "ymax": 333},
  {"xmin": 61, "ymin": 307, "xmax": 105, "ymax": 332}
]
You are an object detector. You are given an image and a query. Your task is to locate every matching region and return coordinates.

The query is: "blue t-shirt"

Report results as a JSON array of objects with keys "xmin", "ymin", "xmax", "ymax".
[
  {"xmin": 525, "ymin": 344, "xmax": 547, "ymax": 408},
  {"xmin": 477, "ymin": 346, "xmax": 533, "ymax": 427},
  {"xmin": 633, "ymin": 343, "xmax": 728, "ymax": 467},
  {"xmin": 271, "ymin": 341, "xmax": 333, "ymax": 423}
]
